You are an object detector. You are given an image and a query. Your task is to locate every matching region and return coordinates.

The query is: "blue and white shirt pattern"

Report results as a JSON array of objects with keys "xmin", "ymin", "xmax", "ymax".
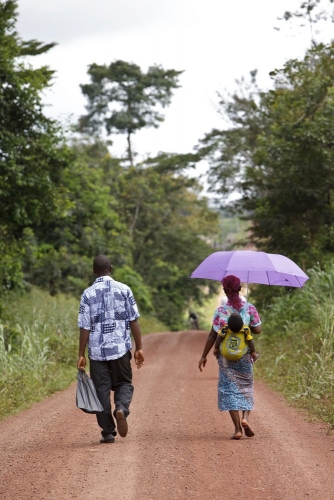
[{"xmin": 78, "ymin": 276, "xmax": 140, "ymax": 361}]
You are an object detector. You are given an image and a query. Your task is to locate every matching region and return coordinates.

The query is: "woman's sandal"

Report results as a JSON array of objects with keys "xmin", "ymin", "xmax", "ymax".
[{"xmin": 241, "ymin": 419, "xmax": 255, "ymax": 437}]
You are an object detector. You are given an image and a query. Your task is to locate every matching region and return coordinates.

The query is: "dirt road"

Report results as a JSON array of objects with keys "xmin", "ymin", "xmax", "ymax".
[{"xmin": 0, "ymin": 331, "xmax": 333, "ymax": 500}]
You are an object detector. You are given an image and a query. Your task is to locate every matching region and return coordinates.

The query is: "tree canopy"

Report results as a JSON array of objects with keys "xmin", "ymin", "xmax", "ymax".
[
  {"xmin": 200, "ymin": 42, "xmax": 334, "ymax": 268},
  {"xmin": 0, "ymin": 0, "xmax": 72, "ymax": 289},
  {"xmin": 0, "ymin": 0, "xmax": 216, "ymax": 327},
  {"xmin": 7, "ymin": 0, "xmax": 334, "ymax": 326},
  {"xmin": 79, "ymin": 60, "xmax": 183, "ymax": 166}
]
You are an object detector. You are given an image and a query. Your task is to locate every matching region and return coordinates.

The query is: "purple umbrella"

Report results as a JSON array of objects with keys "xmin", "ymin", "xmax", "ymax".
[{"xmin": 190, "ymin": 250, "xmax": 309, "ymax": 288}]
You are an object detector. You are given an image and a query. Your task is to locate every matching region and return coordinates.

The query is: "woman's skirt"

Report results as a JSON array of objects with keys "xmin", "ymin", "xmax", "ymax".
[{"xmin": 217, "ymin": 353, "xmax": 254, "ymax": 411}]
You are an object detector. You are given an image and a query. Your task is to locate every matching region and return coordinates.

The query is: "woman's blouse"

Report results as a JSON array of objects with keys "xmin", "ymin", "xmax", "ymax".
[{"xmin": 212, "ymin": 300, "xmax": 261, "ymax": 333}]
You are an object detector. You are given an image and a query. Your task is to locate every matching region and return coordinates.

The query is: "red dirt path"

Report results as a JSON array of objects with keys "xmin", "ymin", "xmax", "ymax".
[{"xmin": 0, "ymin": 330, "xmax": 333, "ymax": 500}]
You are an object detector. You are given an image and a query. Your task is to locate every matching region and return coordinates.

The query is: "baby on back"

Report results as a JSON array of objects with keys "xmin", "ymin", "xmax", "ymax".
[{"xmin": 214, "ymin": 312, "xmax": 260, "ymax": 362}]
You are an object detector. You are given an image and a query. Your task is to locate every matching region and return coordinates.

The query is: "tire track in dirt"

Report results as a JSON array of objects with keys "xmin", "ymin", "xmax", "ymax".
[{"xmin": 0, "ymin": 331, "xmax": 333, "ymax": 500}]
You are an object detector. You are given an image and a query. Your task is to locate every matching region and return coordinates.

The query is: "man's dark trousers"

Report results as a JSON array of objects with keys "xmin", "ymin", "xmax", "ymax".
[{"xmin": 89, "ymin": 351, "xmax": 134, "ymax": 437}]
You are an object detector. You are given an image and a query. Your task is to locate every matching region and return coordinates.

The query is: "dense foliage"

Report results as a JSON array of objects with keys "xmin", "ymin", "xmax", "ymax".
[
  {"xmin": 255, "ymin": 261, "xmax": 334, "ymax": 426},
  {"xmin": 0, "ymin": 0, "xmax": 72, "ymax": 289},
  {"xmin": 1, "ymin": 0, "xmax": 334, "ymax": 329},
  {"xmin": 0, "ymin": 1, "xmax": 218, "ymax": 329},
  {"xmin": 200, "ymin": 44, "xmax": 334, "ymax": 269},
  {"xmin": 25, "ymin": 138, "xmax": 218, "ymax": 328}
]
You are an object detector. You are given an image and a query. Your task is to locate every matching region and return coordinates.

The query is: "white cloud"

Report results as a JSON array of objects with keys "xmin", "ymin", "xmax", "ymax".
[{"xmin": 17, "ymin": 0, "xmax": 180, "ymax": 43}]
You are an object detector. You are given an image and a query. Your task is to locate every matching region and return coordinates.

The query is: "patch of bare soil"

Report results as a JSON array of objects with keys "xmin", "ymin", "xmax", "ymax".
[{"xmin": 0, "ymin": 331, "xmax": 333, "ymax": 500}]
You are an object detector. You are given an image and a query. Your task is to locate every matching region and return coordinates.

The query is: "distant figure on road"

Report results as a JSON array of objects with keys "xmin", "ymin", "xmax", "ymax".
[
  {"xmin": 189, "ymin": 311, "xmax": 199, "ymax": 330},
  {"xmin": 77, "ymin": 254, "xmax": 145, "ymax": 444},
  {"xmin": 198, "ymin": 275, "xmax": 261, "ymax": 440}
]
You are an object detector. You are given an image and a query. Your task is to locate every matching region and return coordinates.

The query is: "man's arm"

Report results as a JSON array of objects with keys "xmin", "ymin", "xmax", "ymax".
[
  {"xmin": 130, "ymin": 319, "xmax": 145, "ymax": 369},
  {"xmin": 77, "ymin": 328, "xmax": 90, "ymax": 370},
  {"xmin": 250, "ymin": 325, "xmax": 261, "ymax": 335}
]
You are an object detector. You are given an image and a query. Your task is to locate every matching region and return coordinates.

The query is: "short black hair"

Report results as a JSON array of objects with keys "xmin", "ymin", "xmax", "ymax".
[
  {"xmin": 93, "ymin": 255, "xmax": 111, "ymax": 273},
  {"xmin": 228, "ymin": 313, "xmax": 243, "ymax": 333}
]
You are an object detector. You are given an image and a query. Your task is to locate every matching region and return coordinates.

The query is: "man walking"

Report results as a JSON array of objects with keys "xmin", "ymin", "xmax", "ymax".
[{"xmin": 77, "ymin": 255, "xmax": 145, "ymax": 443}]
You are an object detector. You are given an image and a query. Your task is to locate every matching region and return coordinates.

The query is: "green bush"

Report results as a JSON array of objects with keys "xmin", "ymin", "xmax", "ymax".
[
  {"xmin": 0, "ymin": 288, "xmax": 79, "ymax": 418},
  {"xmin": 256, "ymin": 263, "xmax": 334, "ymax": 426}
]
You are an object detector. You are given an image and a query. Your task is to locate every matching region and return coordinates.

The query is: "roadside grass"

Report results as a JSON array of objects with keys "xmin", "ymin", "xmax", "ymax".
[
  {"xmin": 0, "ymin": 287, "xmax": 168, "ymax": 420},
  {"xmin": 0, "ymin": 288, "xmax": 79, "ymax": 419},
  {"xmin": 255, "ymin": 265, "xmax": 334, "ymax": 427}
]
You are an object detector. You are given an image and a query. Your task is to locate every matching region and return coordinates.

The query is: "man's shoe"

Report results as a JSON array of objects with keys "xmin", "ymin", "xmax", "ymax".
[
  {"xmin": 115, "ymin": 409, "xmax": 128, "ymax": 437},
  {"xmin": 100, "ymin": 434, "xmax": 115, "ymax": 443}
]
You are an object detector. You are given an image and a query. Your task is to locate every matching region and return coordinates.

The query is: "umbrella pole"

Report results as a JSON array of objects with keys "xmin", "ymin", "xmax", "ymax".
[{"xmin": 246, "ymin": 282, "xmax": 249, "ymax": 301}]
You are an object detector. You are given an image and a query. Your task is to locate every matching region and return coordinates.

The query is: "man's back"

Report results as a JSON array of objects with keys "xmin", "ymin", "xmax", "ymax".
[{"xmin": 78, "ymin": 276, "xmax": 139, "ymax": 361}]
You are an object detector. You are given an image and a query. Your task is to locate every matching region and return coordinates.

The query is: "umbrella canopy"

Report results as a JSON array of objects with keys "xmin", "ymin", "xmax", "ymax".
[{"xmin": 190, "ymin": 250, "xmax": 309, "ymax": 288}]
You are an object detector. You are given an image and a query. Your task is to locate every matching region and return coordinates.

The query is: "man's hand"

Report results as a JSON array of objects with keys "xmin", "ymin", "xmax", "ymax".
[
  {"xmin": 134, "ymin": 350, "xmax": 145, "ymax": 369},
  {"xmin": 198, "ymin": 356, "xmax": 207, "ymax": 372},
  {"xmin": 77, "ymin": 356, "xmax": 86, "ymax": 370},
  {"xmin": 78, "ymin": 329, "xmax": 89, "ymax": 370}
]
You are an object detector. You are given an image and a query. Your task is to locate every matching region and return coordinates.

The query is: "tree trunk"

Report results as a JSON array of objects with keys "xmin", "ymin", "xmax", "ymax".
[
  {"xmin": 127, "ymin": 131, "xmax": 134, "ymax": 168},
  {"xmin": 129, "ymin": 202, "xmax": 140, "ymax": 236}
]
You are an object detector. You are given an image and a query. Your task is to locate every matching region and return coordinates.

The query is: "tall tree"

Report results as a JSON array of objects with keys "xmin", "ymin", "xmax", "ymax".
[
  {"xmin": 79, "ymin": 60, "xmax": 183, "ymax": 166},
  {"xmin": 0, "ymin": 0, "xmax": 71, "ymax": 290},
  {"xmin": 200, "ymin": 44, "xmax": 334, "ymax": 267}
]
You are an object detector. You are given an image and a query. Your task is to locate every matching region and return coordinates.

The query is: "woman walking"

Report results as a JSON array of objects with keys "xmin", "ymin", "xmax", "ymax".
[{"xmin": 198, "ymin": 275, "xmax": 262, "ymax": 439}]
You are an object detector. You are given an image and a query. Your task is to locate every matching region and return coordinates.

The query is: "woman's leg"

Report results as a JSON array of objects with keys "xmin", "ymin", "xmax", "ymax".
[
  {"xmin": 242, "ymin": 410, "xmax": 250, "ymax": 421},
  {"xmin": 229, "ymin": 410, "xmax": 243, "ymax": 438},
  {"xmin": 241, "ymin": 410, "xmax": 255, "ymax": 437}
]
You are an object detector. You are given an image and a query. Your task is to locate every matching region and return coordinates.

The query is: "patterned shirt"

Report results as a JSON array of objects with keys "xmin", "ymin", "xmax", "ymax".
[
  {"xmin": 78, "ymin": 276, "xmax": 140, "ymax": 361},
  {"xmin": 212, "ymin": 301, "xmax": 261, "ymax": 333}
]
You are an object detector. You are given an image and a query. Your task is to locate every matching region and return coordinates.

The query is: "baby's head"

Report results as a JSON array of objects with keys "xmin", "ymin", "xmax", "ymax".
[{"xmin": 228, "ymin": 313, "xmax": 243, "ymax": 333}]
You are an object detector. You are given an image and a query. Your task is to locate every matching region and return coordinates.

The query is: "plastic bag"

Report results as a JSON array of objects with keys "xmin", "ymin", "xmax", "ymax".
[{"xmin": 76, "ymin": 370, "xmax": 104, "ymax": 414}]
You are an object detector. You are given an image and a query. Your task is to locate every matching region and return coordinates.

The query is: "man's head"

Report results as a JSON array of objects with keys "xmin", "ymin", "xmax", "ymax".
[
  {"xmin": 228, "ymin": 312, "xmax": 243, "ymax": 333},
  {"xmin": 93, "ymin": 255, "xmax": 112, "ymax": 276}
]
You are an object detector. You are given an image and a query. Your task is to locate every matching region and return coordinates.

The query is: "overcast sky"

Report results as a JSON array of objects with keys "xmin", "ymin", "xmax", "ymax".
[{"xmin": 16, "ymin": 0, "xmax": 316, "ymax": 168}]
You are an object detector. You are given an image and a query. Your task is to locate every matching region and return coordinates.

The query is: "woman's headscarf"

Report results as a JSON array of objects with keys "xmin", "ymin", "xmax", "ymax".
[{"xmin": 222, "ymin": 275, "xmax": 243, "ymax": 311}]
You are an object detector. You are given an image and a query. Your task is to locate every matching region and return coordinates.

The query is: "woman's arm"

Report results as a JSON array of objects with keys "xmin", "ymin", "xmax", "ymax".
[
  {"xmin": 248, "ymin": 304, "xmax": 262, "ymax": 335},
  {"xmin": 214, "ymin": 334, "xmax": 222, "ymax": 351},
  {"xmin": 198, "ymin": 327, "xmax": 218, "ymax": 371}
]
